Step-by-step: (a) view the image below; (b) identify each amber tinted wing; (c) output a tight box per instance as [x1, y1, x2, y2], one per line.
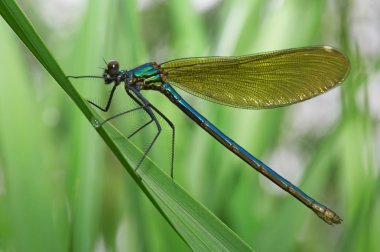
[160, 46, 349, 109]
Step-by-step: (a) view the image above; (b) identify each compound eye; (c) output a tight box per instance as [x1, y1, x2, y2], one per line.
[107, 60, 120, 76]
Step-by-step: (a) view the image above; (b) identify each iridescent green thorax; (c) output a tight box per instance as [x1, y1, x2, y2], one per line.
[130, 63, 160, 78]
[127, 62, 165, 89]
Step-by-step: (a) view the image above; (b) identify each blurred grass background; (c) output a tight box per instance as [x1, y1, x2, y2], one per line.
[0, 0, 379, 251]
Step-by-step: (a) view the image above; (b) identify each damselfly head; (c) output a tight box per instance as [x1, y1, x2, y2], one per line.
[103, 60, 121, 84]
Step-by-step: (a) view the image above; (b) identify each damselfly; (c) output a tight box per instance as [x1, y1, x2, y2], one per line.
[68, 46, 349, 224]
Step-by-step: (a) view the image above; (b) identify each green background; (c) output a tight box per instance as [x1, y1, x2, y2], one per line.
[0, 0, 379, 251]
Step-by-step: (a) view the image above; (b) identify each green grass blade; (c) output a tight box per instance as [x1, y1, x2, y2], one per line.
[0, 0, 253, 250]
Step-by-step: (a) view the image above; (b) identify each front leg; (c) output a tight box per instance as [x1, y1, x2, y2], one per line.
[88, 84, 117, 112]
